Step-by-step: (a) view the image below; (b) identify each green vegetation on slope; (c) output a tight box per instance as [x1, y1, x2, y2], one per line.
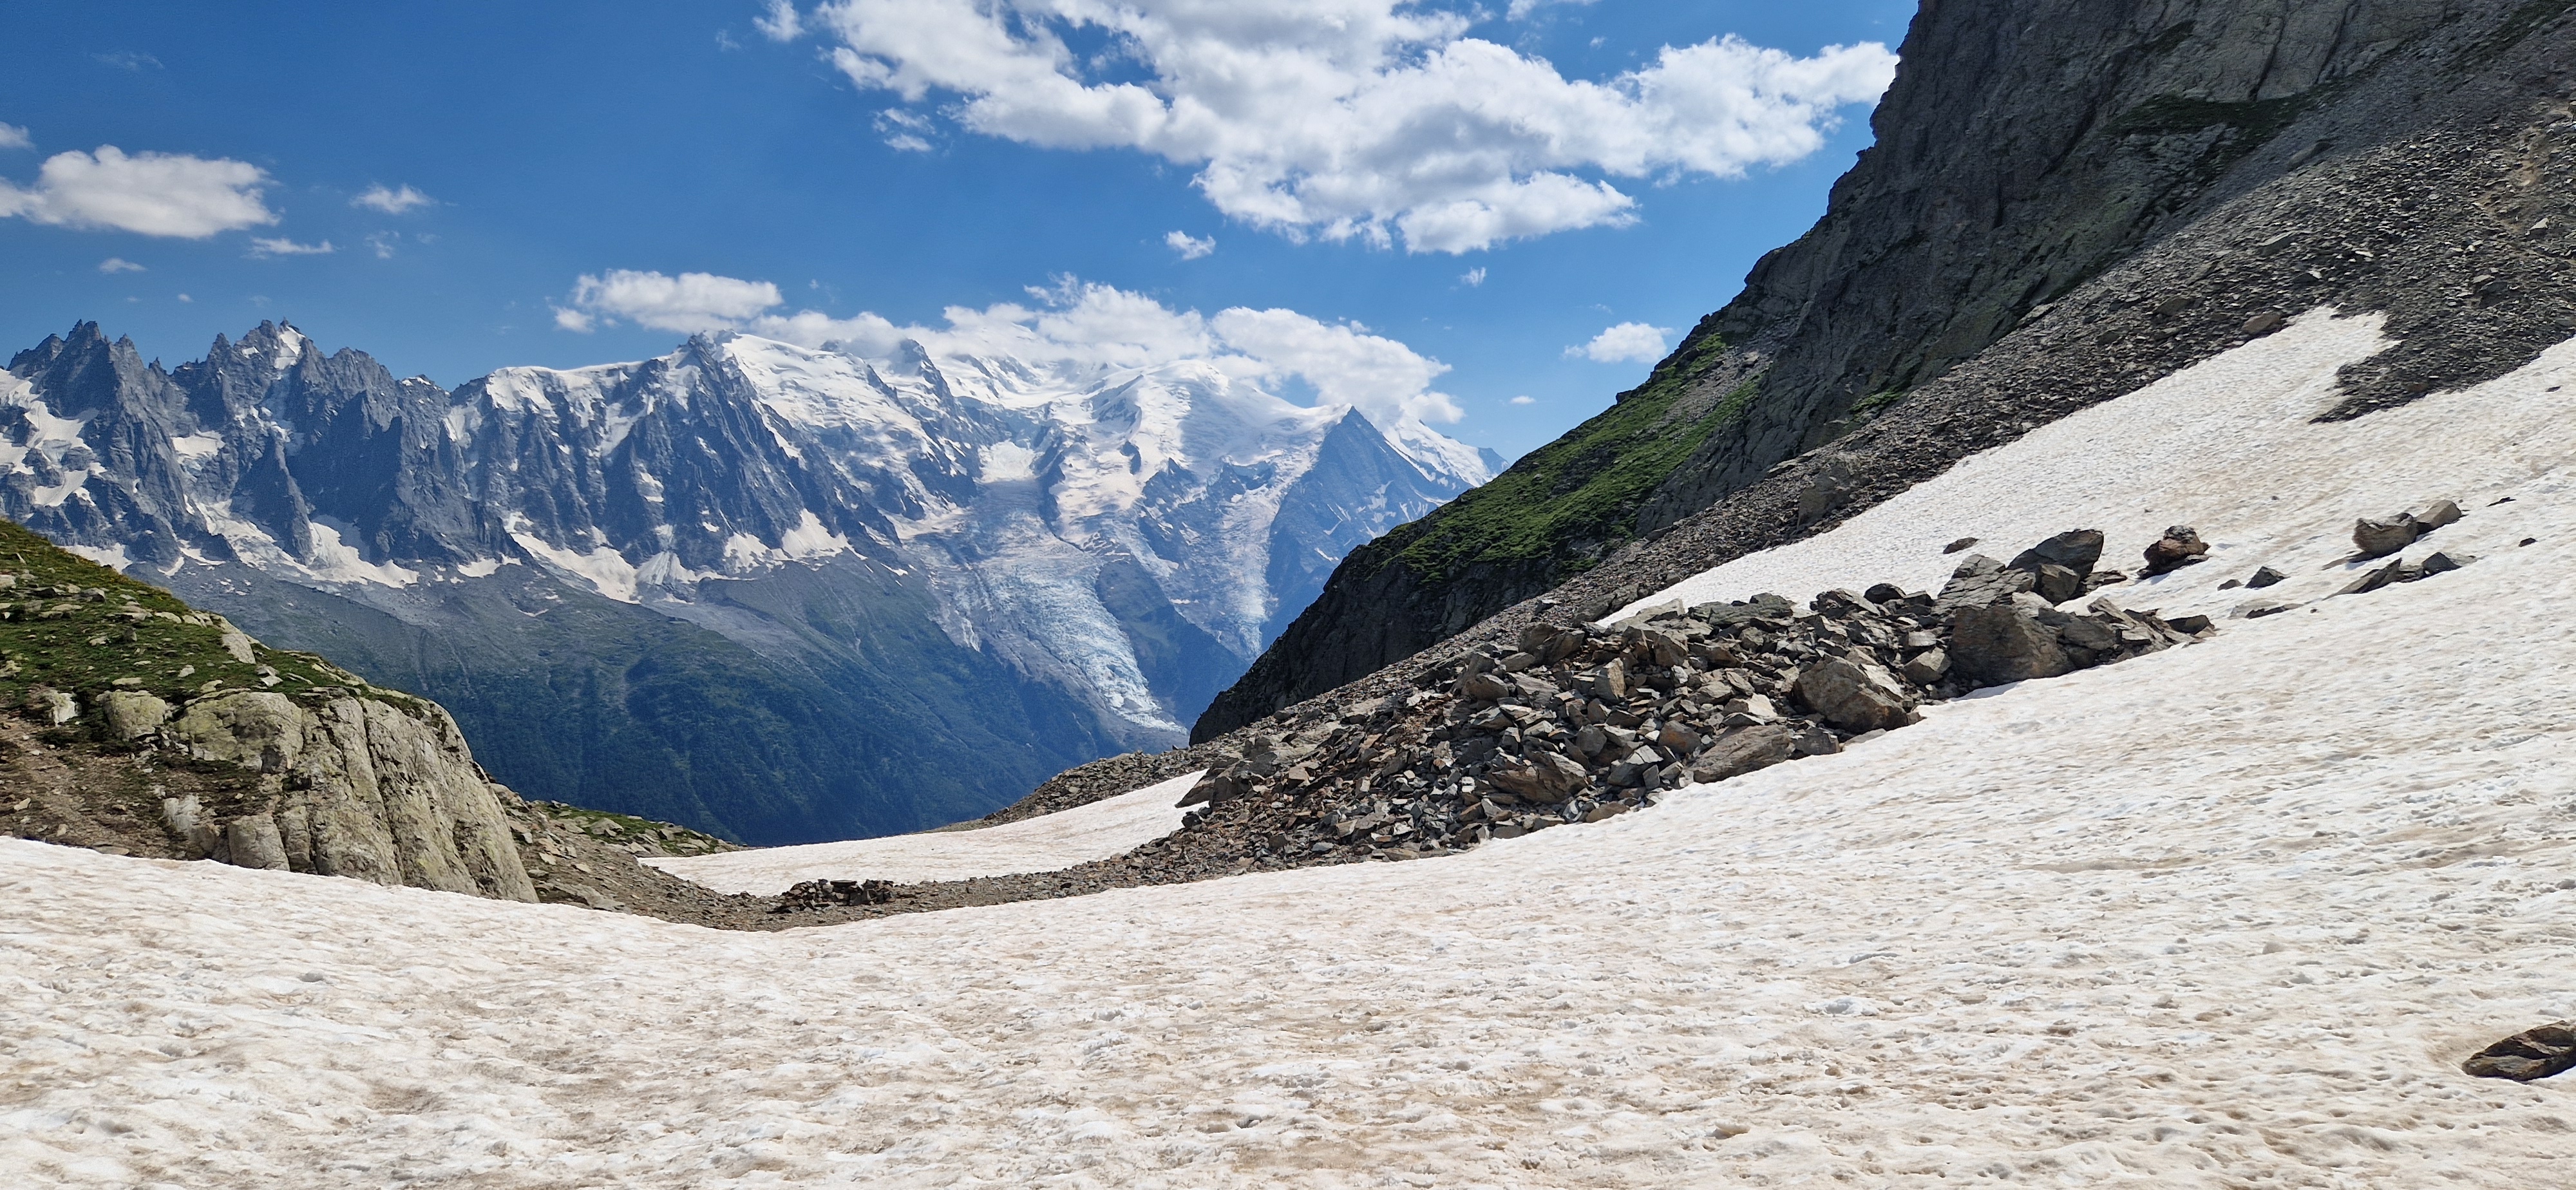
[1353, 330, 1747, 587]
[0, 519, 425, 721]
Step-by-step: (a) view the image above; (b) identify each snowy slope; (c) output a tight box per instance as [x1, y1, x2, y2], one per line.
[643, 769, 1204, 892]
[1613, 309, 2568, 623]
[7, 323, 2575, 1186]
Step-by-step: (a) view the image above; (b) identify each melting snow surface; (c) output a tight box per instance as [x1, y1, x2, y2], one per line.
[1617, 310, 2573, 624]
[8, 319, 2576, 1185]
[646, 769, 1206, 894]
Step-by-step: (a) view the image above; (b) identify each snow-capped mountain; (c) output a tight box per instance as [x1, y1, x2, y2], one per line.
[1, 321, 1495, 841]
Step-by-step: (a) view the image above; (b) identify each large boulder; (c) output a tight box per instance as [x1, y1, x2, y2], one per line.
[1687, 724, 1799, 784]
[98, 690, 174, 742]
[1794, 659, 1917, 733]
[1935, 554, 2037, 611]
[1950, 603, 2073, 686]
[166, 691, 536, 902]
[2009, 529, 2105, 577]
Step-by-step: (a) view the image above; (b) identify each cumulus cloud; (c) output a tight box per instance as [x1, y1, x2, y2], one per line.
[569, 269, 1464, 426]
[249, 237, 336, 257]
[1507, 0, 1597, 16]
[98, 257, 144, 273]
[353, 184, 434, 214]
[808, 1, 1896, 252]
[1569, 321, 1670, 364]
[0, 146, 276, 238]
[1165, 230, 1215, 260]
[1460, 267, 1486, 287]
[554, 269, 788, 334]
[0, 123, 29, 151]
[755, 0, 804, 41]
[1509, 394, 1535, 405]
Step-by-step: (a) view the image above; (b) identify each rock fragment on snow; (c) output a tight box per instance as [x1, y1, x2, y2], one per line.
[2353, 515, 2425, 559]
[2463, 1023, 2576, 1082]
[2141, 525, 2209, 576]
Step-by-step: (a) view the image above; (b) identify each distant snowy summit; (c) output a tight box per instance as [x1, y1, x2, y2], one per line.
[0, 320, 1495, 841]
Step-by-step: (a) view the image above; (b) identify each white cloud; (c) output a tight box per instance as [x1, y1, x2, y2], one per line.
[565, 269, 1467, 426]
[1165, 230, 1215, 260]
[249, 237, 336, 257]
[97, 257, 144, 273]
[1569, 321, 1670, 364]
[1460, 267, 1485, 287]
[0, 146, 275, 238]
[1507, 0, 1598, 18]
[93, 52, 161, 71]
[808, 1, 1897, 252]
[875, 109, 934, 151]
[365, 232, 399, 258]
[0, 123, 29, 151]
[755, 0, 805, 41]
[1509, 394, 1535, 405]
[353, 184, 434, 214]
[556, 269, 788, 334]
[176, 293, 192, 303]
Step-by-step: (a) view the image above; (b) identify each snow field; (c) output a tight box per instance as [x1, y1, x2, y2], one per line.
[1617, 310, 2576, 625]
[5, 318, 2576, 1186]
[646, 769, 1206, 893]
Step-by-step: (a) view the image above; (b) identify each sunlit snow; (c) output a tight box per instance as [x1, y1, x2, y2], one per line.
[646, 769, 1204, 892]
[6, 317, 2575, 1185]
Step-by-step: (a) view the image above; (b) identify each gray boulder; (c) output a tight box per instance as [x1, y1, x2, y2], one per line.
[2030, 563, 2086, 604]
[224, 815, 292, 871]
[1935, 554, 2037, 611]
[1687, 725, 1798, 784]
[98, 690, 173, 742]
[1794, 659, 1917, 733]
[1950, 603, 2072, 686]
[1487, 751, 1588, 801]
[2246, 565, 2287, 589]
[2353, 515, 2423, 559]
[2008, 529, 2105, 577]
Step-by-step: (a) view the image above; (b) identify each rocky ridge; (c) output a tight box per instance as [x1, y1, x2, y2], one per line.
[0, 518, 538, 900]
[1200, 0, 2576, 739]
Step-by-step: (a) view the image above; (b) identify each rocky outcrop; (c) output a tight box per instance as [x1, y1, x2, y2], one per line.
[1200, 0, 2576, 739]
[162, 690, 536, 900]
[0, 516, 535, 902]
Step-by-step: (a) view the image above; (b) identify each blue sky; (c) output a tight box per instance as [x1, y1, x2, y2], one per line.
[1, 1, 1915, 460]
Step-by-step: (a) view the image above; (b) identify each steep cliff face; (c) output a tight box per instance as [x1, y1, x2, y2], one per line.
[0, 518, 536, 902]
[1198, 0, 2576, 741]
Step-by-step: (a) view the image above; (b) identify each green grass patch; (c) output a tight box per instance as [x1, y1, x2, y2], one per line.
[1346, 332, 1748, 587]
[0, 518, 429, 723]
